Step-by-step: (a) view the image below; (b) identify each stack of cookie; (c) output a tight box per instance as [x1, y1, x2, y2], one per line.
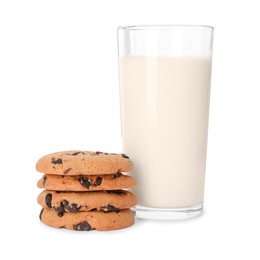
[36, 151, 137, 231]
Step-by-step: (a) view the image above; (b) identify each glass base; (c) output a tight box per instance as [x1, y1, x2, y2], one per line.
[133, 204, 203, 220]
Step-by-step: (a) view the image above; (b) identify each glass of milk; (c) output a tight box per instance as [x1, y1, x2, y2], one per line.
[118, 25, 214, 220]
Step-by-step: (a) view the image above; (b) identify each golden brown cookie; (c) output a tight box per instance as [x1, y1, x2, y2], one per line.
[36, 151, 133, 175]
[39, 208, 134, 231]
[37, 190, 137, 212]
[37, 172, 136, 191]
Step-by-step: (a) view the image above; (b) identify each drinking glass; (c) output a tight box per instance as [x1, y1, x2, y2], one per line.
[118, 25, 214, 220]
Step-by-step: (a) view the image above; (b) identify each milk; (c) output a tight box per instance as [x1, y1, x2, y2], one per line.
[119, 56, 212, 208]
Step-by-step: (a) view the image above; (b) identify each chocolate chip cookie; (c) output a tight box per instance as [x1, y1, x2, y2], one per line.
[37, 172, 136, 191]
[38, 190, 137, 212]
[36, 151, 133, 175]
[36, 150, 137, 231]
[40, 208, 134, 231]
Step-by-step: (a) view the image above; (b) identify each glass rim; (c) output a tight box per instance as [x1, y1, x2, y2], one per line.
[118, 24, 214, 31]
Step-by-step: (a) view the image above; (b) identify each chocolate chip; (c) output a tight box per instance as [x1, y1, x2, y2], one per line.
[42, 176, 47, 187]
[71, 152, 82, 156]
[102, 204, 120, 213]
[53, 203, 65, 213]
[62, 200, 80, 212]
[94, 176, 102, 186]
[79, 177, 91, 189]
[96, 151, 102, 155]
[121, 154, 129, 159]
[67, 203, 80, 212]
[58, 212, 64, 217]
[73, 221, 93, 231]
[45, 194, 52, 208]
[64, 168, 72, 174]
[51, 158, 62, 164]
[111, 173, 121, 179]
[59, 226, 65, 229]
[62, 200, 69, 209]
[39, 208, 44, 221]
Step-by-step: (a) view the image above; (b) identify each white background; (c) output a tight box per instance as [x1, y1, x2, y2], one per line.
[0, 0, 259, 259]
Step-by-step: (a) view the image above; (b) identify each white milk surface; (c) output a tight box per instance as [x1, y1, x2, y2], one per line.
[119, 56, 212, 208]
